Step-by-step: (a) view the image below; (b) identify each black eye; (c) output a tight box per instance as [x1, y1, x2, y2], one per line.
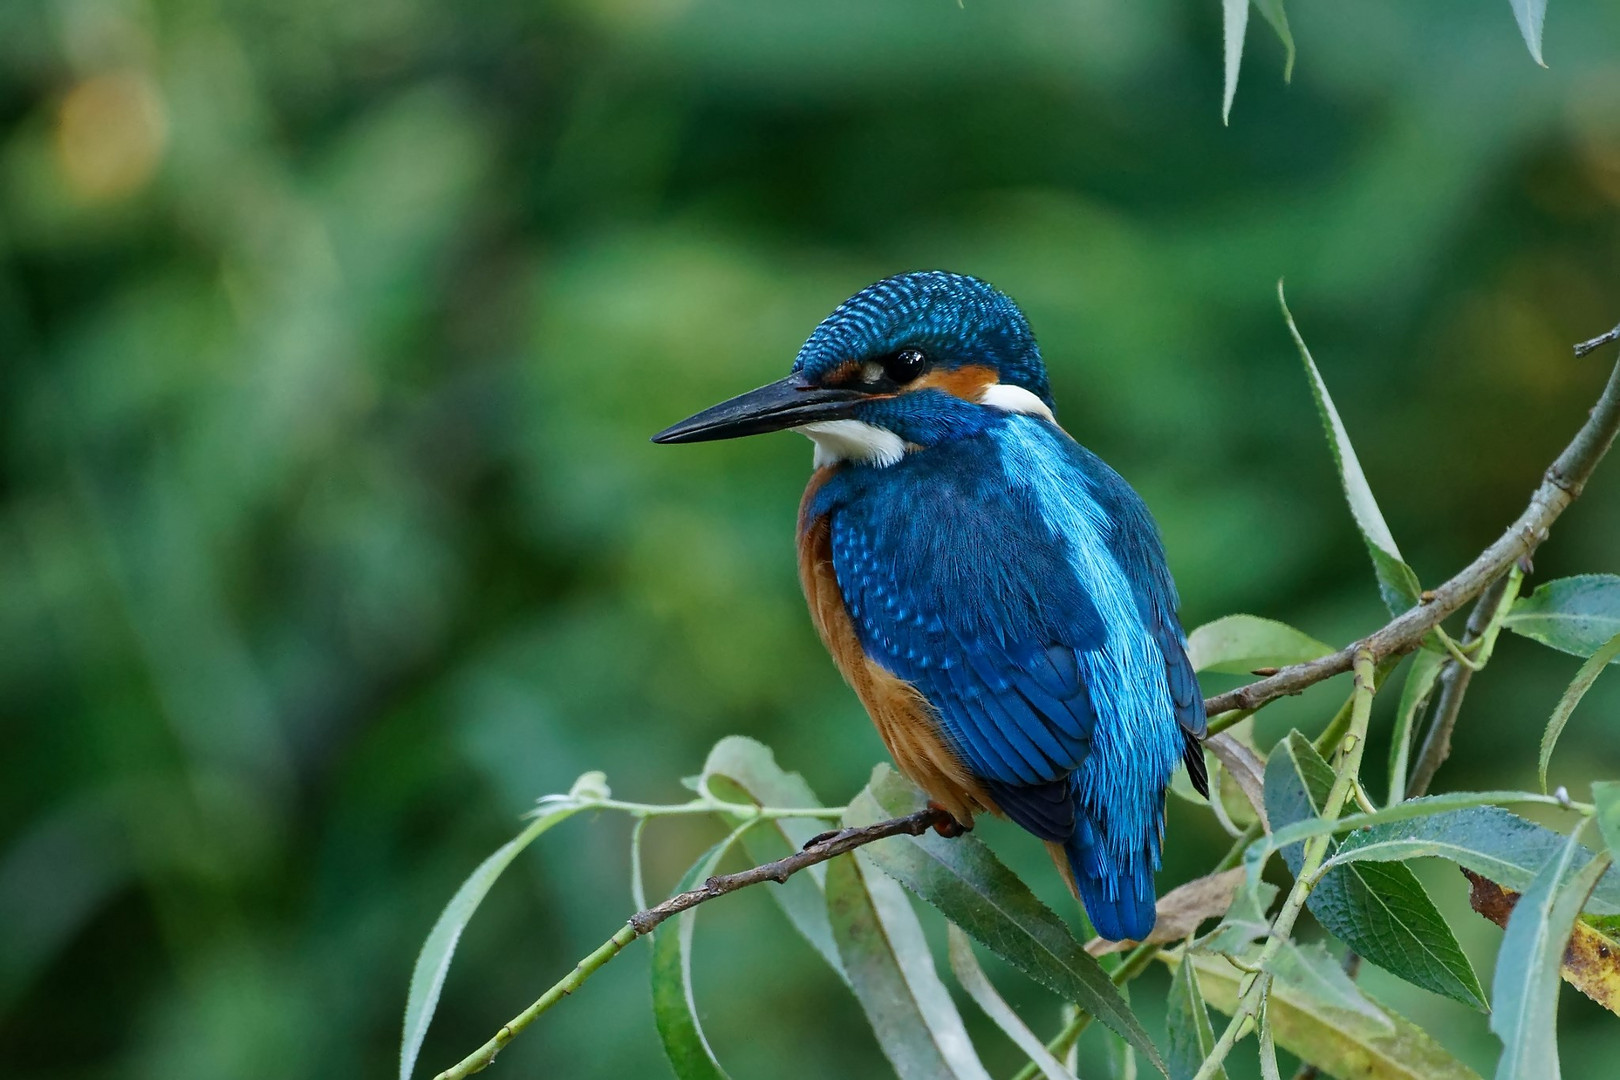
[883, 347, 928, 383]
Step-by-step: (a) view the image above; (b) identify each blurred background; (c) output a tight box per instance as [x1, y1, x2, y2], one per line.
[3, 1, 1619, 1077]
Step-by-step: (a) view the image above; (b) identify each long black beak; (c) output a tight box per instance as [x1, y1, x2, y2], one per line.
[651, 373, 866, 444]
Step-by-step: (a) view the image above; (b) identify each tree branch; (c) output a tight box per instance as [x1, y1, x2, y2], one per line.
[432, 807, 948, 1080]
[1202, 348, 1620, 719]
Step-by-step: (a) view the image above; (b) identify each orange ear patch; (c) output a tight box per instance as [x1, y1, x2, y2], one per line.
[797, 475, 994, 825]
[911, 364, 998, 401]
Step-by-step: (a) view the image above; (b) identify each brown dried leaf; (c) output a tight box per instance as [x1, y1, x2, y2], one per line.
[1208, 733, 1270, 831]
[1464, 868, 1620, 1016]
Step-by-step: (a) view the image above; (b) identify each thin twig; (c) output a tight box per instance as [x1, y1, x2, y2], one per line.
[1203, 350, 1620, 718]
[1575, 321, 1620, 358]
[432, 807, 947, 1080]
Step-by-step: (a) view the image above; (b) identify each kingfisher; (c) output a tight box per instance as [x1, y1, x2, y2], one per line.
[652, 271, 1207, 941]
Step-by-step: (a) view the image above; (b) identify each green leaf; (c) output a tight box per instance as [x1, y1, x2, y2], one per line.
[1263, 941, 1390, 1029]
[701, 736, 844, 978]
[652, 837, 741, 1080]
[1258, 791, 1573, 873]
[1199, 879, 1277, 957]
[1258, 1012, 1282, 1080]
[825, 849, 991, 1080]
[1252, 0, 1296, 82]
[1279, 284, 1423, 614]
[848, 766, 1165, 1075]
[1109, 1009, 1139, 1080]
[1264, 733, 1487, 1010]
[1329, 806, 1620, 917]
[1186, 614, 1333, 675]
[1509, 0, 1550, 67]
[1490, 832, 1612, 1079]
[1505, 575, 1620, 660]
[1166, 941, 1225, 1080]
[1178, 953, 1482, 1080]
[1387, 648, 1445, 805]
[1539, 632, 1620, 793]
[1595, 783, 1620, 864]
[399, 799, 587, 1080]
[946, 924, 1078, 1080]
[1221, 0, 1250, 125]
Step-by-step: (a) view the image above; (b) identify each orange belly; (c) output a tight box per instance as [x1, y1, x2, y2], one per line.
[797, 468, 995, 825]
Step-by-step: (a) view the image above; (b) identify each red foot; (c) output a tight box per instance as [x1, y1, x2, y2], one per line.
[928, 802, 970, 838]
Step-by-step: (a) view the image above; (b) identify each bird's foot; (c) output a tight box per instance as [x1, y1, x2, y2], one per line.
[801, 828, 843, 850]
[928, 803, 970, 838]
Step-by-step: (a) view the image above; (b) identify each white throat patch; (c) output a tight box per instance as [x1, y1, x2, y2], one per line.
[978, 382, 1056, 423]
[796, 420, 907, 469]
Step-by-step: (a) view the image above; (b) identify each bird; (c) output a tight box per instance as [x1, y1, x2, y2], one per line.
[652, 271, 1207, 942]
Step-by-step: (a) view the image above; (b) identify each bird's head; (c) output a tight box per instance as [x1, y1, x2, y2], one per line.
[652, 271, 1055, 467]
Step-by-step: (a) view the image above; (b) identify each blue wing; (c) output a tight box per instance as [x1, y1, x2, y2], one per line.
[821, 432, 1111, 838]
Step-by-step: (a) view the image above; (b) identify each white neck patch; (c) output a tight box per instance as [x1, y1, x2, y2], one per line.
[978, 382, 1056, 423]
[796, 420, 907, 469]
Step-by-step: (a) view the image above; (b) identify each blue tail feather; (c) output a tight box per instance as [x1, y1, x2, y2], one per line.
[1064, 813, 1157, 942]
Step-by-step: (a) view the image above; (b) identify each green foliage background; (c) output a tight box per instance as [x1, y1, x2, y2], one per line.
[2, 1, 1619, 1077]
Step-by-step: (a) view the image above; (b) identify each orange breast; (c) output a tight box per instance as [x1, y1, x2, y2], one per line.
[797, 468, 994, 825]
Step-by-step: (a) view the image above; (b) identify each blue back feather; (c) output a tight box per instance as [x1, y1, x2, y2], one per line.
[811, 411, 1202, 940]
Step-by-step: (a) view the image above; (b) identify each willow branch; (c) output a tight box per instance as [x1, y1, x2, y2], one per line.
[1202, 348, 1620, 719]
[432, 807, 948, 1080]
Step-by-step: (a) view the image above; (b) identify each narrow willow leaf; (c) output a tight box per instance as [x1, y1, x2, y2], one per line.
[400, 801, 586, 1080]
[652, 837, 740, 1080]
[1279, 285, 1422, 614]
[1509, 0, 1550, 67]
[1258, 1012, 1282, 1080]
[849, 767, 1166, 1074]
[1259, 790, 1575, 868]
[1252, 0, 1296, 81]
[1200, 880, 1277, 957]
[1264, 940, 1390, 1029]
[1264, 733, 1487, 1010]
[1110, 1013, 1139, 1080]
[1208, 733, 1269, 830]
[1186, 614, 1333, 675]
[825, 850, 991, 1080]
[1388, 648, 1445, 805]
[1490, 834, 1612, 1080]
[1595, 783, 1620, 864]
[1539, 631, 1620, 793]
[1221, 0, 1249, 124]
[701, 736, 843, 978]
[1179, 953, 1482, 1080]
[1329, 806, 1620, 917]
[1166, 944, 1225, 1080]
[946, 924, 1077, 1080]
[1505, 575, 1620, 659]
